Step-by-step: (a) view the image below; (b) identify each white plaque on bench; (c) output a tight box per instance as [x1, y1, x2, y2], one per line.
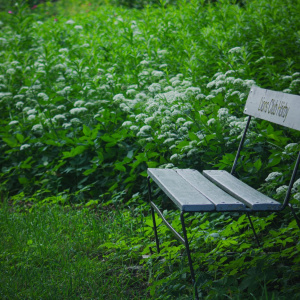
[244, 86, 300, 131]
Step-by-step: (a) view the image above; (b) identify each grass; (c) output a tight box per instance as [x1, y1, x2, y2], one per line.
[0, 201, 149, 299]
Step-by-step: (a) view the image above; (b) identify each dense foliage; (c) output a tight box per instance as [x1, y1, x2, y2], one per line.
[0, 0, 299, 299]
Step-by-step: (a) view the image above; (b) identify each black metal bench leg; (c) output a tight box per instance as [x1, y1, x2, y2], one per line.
[147, 176, 160, 253]
[180, 211, 199, 300]
[288, 203, 300, 229]
[246, 213, 260, 247]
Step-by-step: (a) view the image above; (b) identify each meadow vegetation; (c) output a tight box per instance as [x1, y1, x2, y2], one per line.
[0, 0, 300, 298]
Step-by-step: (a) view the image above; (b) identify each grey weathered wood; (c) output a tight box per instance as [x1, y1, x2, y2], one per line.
[147, 168, 215, 212]
[203, 170, 281, 211]
[244, 86, 300, 130]
[176, 169, 246, 211]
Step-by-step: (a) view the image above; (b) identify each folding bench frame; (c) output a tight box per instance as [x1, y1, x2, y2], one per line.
[147, 87, 300, 300]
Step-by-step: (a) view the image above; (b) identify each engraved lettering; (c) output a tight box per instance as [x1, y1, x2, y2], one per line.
[257, 97, 290, 122]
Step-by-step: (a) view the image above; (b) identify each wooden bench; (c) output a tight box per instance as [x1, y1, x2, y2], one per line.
[147, 86, 300, 300]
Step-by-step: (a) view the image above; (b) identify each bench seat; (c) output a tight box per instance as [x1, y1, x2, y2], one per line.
[148, 168, 281, 212]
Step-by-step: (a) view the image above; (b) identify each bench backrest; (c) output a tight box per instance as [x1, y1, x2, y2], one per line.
[244, 86, 300, 130]
[232, 86, 300, 210]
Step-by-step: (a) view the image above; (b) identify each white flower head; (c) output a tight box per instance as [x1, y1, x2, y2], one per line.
[265, 172, 282, 182]
[52, 114, 66, 122]
[148, 83, 161, 93]
[276, 185, 288, 195]
[293, 178, 300, 190]
[38, 93, 49, 101]
[9, 120, 19, 125]
[113, 94, 125, 103]
[228, 47, 242, 54]
[32, 124, 43, 132]
[122, 121, 132, 127]
[74, 100, 85, 107]
[70, 107, 88, 115]
[70, 118, 81, 125]
[20, 144, 31, 151]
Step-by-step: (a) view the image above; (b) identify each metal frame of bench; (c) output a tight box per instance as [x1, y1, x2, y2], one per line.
[147, 86, 300, 300]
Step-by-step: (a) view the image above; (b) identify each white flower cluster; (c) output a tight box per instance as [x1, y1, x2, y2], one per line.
[265, 172, 282, 182]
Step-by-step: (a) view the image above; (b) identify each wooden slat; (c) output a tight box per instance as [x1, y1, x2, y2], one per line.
[203, 170, 281, 211]
[176, 169, 246, 211]
[244, 86, 300, 130]
[147, 168, 215, 212]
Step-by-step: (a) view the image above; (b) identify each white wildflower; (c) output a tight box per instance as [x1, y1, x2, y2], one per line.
[140, 125, 151, 132]
[218, 108, 229, 119]
[37, 92, 49, 101]
[74, 25, 83, 30]
[225, 70, 236, 76]
[135, 113, 148, 121]
[207, 81, 216, 89]
[148, 83, 161, 93]
[207, 118, 216, 126]
[20, 144, 30, 151]
[70, 107, 88, 115]
[187, 149, 198, 157]
[139, 60, 149, 66]
[32, 124, 43, 132]
[113, 94, 125, 103]
[59, 48, 69, 53]
[28, 114, 36, 121]
[228, 47, 242, 54]
[53, 114, 66, 122]
[126, 89, 136, 96]
[135, 92, 147, 100]
[122, 121, 132, 127]
[206, 95, 215, 100]
[183, 121, 193, 127]
[292, 72, 300, 79]
[57, 105, 66, 111]
[233, 78, 244, 86]
[171, 80, 181, 87]
[170, 154, 178, 161]
[62, 123, 72, 129]
[70, 118, 81, 125]
[9, 120, 19, 125]
[130, 125, 139, 131]
[6, 68, 16, 75]
[152, 70, 164, 78]
[265, 172, 282, 182]
[276, 185, 288, 195]
[185, 87, 201, 96]
[13, 95, 24, 100]
[66, 20, 75, 24]
[27, 109, 37, 115]
[178, 127, 188, 134]
[164, 138, 175, 144]
[145, 117, 154, 124]
[74, 100, 85, 107]
[293, 178, 300, 190]
[16, 101, 24, 109]
[159, 64, 168, 69]
[176, 117, 186, 124]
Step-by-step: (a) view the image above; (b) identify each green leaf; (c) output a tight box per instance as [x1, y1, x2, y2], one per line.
[62, 146, 86, 158]
[18, 176, 28, 184]
[188, 132, 199, 141]
[3, 137, 18, 147]
[83, 124, 91, 136]
[83, 168, 97, 176]
[267, 156, 281, 167]
[254, 158, 262, 171]
[16, 133, 24, 143]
